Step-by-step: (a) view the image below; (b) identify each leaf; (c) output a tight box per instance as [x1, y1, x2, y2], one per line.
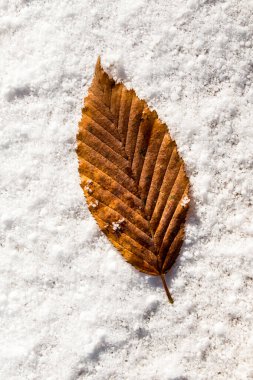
[76, 57, 190, 303]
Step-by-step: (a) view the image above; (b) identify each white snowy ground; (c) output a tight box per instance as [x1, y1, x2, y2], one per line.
[1, 0, 253, 379]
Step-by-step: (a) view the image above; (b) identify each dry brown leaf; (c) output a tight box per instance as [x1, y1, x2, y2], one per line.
[76, 57, 190, 303]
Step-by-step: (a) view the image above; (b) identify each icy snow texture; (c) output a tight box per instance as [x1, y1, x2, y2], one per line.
[0, 0, 253, 379]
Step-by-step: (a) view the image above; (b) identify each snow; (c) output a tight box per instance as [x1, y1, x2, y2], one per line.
[181, 195, 190, 208]
[112, 218, 125, 232]
[0, 0, 253, 379]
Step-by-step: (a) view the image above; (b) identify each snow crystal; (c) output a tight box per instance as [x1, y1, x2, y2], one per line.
[181, 195, 190, 207]
[213, 322, 227, 337]
[112, 218, 125, 232]
[88, 200, 99, 209]
[84, 185, 93, 194]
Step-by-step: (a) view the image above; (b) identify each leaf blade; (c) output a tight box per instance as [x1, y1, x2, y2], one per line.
[77, 58, 190, 302]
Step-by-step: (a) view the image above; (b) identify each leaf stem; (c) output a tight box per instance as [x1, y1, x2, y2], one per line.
[160, 274, 174, 304]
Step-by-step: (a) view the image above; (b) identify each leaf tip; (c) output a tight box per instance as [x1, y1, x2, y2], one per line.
[95, 55, 102, 71]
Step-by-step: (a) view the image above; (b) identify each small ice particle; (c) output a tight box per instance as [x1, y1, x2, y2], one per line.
[213, 322, 227, 336]
[84, 179, 93, 194]
[88, 200, 99, 208]
[181, 195, 190, 207]
[112, 218, 125, 232]
[84, 185, 93, 194]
